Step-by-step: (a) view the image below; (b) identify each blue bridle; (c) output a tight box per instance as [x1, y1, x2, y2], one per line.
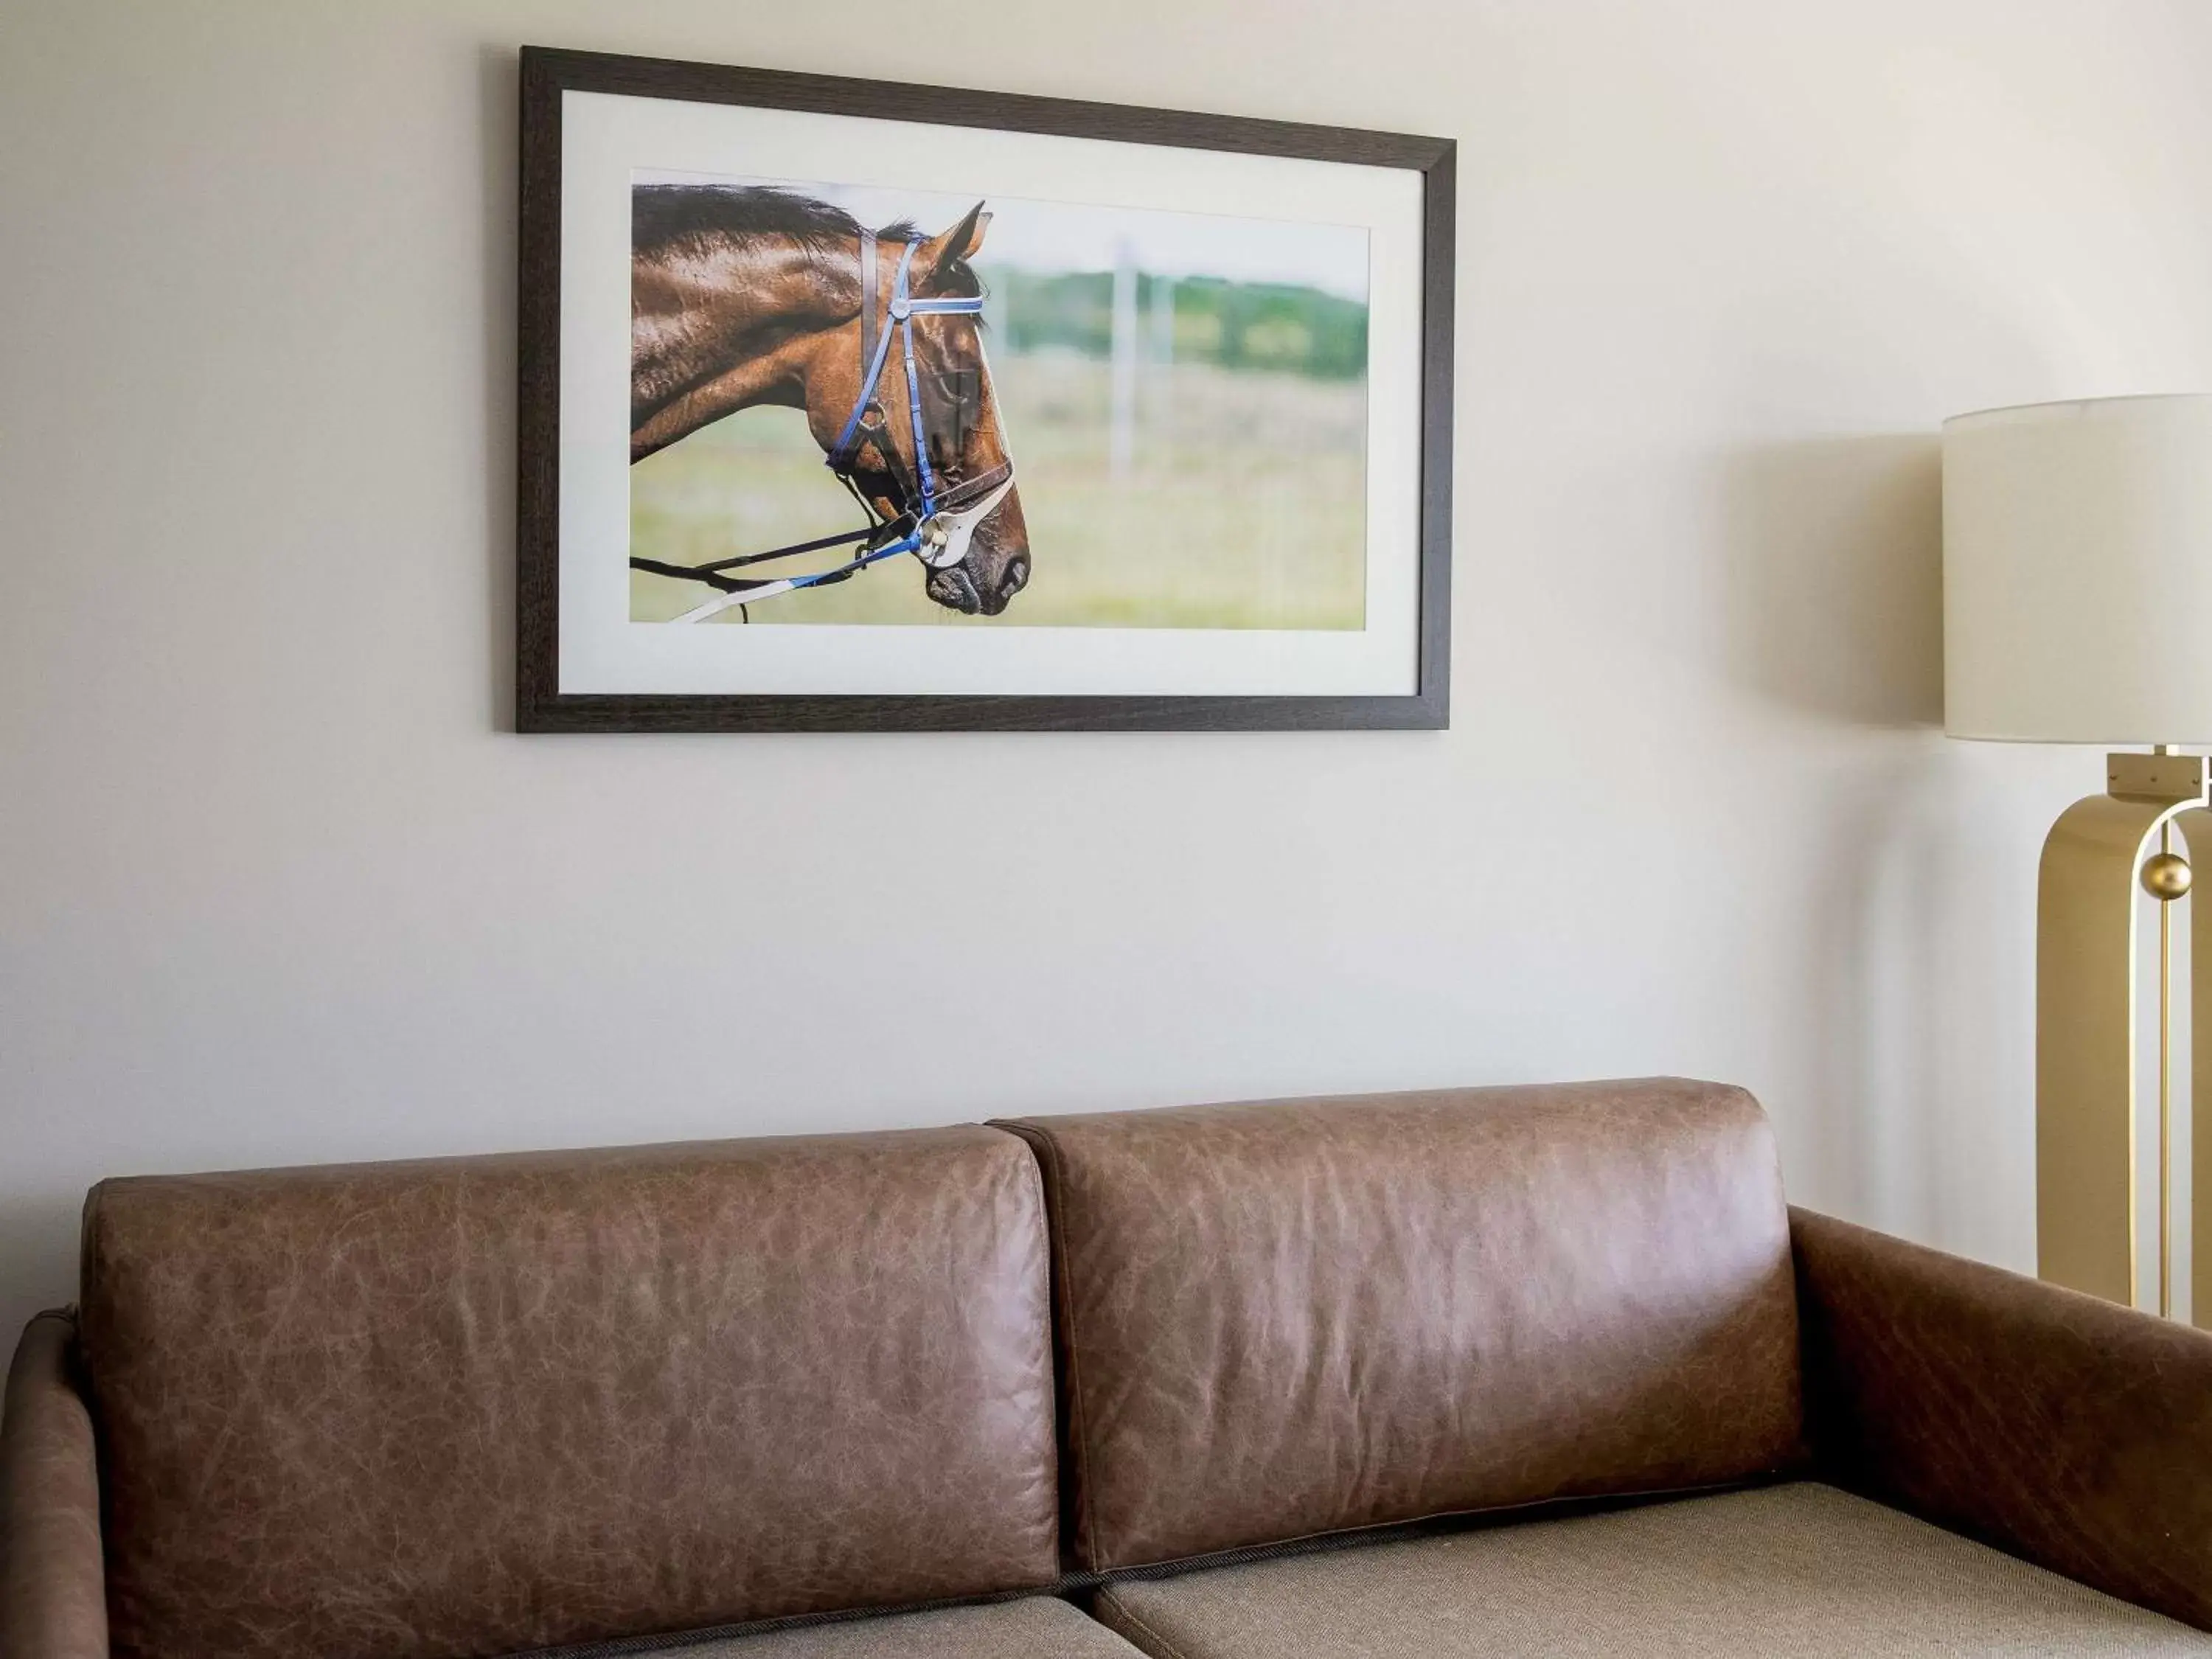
[632, 229, 1011, 622]
[826, 232, 990, 538]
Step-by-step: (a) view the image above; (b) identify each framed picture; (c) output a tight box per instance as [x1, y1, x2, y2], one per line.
[516, 46, 1453, 732]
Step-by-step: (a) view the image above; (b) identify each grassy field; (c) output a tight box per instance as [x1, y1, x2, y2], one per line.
[627, 353, 1368, 628]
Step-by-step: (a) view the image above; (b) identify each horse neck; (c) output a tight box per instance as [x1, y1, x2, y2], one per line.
[630, 234, 860, 459]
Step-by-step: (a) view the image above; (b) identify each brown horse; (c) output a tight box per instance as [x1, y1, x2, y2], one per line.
[631, 186, 1030, 616]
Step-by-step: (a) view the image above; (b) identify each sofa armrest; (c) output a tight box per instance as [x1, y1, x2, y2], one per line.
[1790, 1206, 2212, 1630]
[1, 1310, 108, 1659]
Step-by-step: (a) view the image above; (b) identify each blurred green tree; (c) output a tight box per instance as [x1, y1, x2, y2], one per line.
[992, 270, 1367, 380]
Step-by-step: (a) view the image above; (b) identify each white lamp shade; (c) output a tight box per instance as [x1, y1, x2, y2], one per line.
[1944, 394, 2212, 744]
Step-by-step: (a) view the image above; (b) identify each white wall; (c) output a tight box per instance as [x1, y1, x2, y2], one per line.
[4, 0, 2211, 1338]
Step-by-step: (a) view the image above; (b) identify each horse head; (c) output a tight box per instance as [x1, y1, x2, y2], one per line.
[808, 202, 1030, 616]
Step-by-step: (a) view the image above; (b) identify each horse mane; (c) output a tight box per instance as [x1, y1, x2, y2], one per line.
[633, 184, 918, 259]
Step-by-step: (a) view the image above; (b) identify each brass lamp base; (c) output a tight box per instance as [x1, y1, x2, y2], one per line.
[2039, 750, 2212, 1321]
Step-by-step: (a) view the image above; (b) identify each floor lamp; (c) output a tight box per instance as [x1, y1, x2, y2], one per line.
[1944, 394, 2212, 1321]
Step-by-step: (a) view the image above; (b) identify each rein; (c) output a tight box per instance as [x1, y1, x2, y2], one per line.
[632, 232, 1007, 623]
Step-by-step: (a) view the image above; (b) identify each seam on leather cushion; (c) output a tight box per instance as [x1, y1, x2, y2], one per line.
[501, 1586, 1060, 1658]
[1085, 1476, 1788, 1586]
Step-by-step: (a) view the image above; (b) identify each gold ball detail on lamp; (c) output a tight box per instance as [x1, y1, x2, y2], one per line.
[2142, 850, 2194, 902]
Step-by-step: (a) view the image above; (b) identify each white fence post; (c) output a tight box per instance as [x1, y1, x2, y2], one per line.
[1109, 237, 1138, 482]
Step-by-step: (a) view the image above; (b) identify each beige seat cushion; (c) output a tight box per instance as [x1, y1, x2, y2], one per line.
[1094, 1484, 2212, 1658]
[616, 1597, 1145, 1657]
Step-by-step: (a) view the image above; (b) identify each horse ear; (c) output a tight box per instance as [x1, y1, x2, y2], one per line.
[920, 201, 990, 288]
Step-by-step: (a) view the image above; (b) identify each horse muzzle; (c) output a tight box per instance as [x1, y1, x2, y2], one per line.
[925, 548, 1029, 616]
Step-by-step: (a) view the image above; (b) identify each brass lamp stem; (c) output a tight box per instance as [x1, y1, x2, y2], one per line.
[2039, 748, 2203, 1321]
[2156, 741, 2176, 1319]
[2160, 817, 2174, 1319]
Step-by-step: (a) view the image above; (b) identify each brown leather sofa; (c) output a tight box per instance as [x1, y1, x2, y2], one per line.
[5, 1079, 2211, 1658]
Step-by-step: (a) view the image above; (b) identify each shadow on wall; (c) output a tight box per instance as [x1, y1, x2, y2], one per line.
[481, 44, 518, 731]
[0, 1194, 88, 1333]
[1718, 435, 1944, 727]
[1719, 436, 1975, 1245]
[1805, 751, 1950, 1239]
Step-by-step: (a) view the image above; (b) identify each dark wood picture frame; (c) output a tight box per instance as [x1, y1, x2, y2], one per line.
[516, 46, 1455, 733]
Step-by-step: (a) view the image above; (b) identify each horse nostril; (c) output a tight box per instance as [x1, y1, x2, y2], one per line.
[1002, 557, 1030, 596]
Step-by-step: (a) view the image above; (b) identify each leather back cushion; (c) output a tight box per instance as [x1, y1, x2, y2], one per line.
[78, 1127, 1060, 1659]
[998, 1079, 1804, 1571]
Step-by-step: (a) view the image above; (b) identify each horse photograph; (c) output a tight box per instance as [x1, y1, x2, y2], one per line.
[627, 173, 1374, 630]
